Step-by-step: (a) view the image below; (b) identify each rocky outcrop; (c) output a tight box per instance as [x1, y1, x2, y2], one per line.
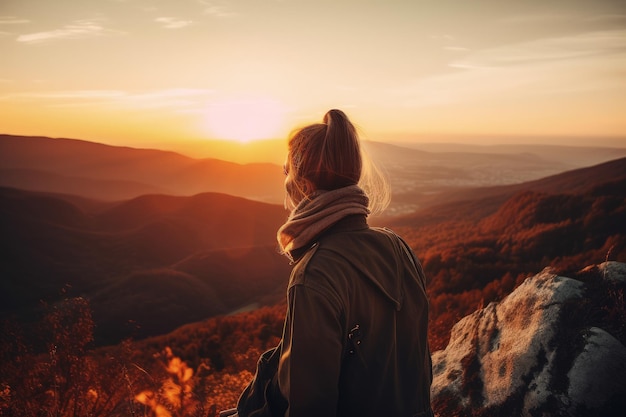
[431, 261, 626, 416]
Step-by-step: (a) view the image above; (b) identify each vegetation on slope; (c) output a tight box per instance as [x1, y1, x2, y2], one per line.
[1, 157, 625, 415]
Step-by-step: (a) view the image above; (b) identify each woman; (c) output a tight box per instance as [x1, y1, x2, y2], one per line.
[236, 109, 432, 417]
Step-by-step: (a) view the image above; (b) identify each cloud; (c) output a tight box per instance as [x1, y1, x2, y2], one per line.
[501, 13, 626, 25]
[155, 17, 193, 29]
[447, 63, 492, 70]
[385, 28, 626, 109]
[0, 88, 214, 110]
[585, 14, 626, 23]
[430, 34, 455, 41]
[121, 89, 213, 109]
[444, 46, 470, 52]
[449, 29, 626, 69]
[197, 0, 237, 18]
[16, 19, 124, 44]
[0, 16, 30, 25]
[500, 13, 574, 24]
[0, 90, 126, 100]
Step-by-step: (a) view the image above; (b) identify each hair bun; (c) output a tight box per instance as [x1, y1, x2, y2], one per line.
[323, 109, 347, 126]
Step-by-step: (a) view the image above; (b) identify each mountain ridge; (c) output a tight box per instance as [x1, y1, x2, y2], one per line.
[390, 156, 626, 225]
[4, 134, 623, 216]
[0, 134, 286, 203]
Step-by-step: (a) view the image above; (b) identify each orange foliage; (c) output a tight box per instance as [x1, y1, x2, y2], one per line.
[395, 186, 625, 350]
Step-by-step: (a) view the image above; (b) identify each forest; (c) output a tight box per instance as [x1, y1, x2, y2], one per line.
[1, 159, 625, 416]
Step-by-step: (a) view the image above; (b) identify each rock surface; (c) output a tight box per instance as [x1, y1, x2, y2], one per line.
[431, 261, 626, 416]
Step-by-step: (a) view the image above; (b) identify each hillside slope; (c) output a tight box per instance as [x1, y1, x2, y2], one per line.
[389, 157, 626, 349]
[0, 188, 291, 344]
[394, 156, 626, 217]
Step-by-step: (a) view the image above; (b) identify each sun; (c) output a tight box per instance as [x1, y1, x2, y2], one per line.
[203, 98, 286, 143]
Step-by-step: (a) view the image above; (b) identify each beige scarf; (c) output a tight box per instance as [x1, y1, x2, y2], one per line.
[277, 185, 370, 259]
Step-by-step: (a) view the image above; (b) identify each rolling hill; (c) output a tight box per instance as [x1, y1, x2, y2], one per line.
[0, 188, 291, 344]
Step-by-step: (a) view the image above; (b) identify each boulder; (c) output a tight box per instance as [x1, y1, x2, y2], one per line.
[431, 261, 626, 416]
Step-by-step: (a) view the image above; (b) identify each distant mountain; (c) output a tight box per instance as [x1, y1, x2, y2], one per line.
[361, 141, 590, 216]
[4, 134, 621, 217]
[0, 187, 291, 344]
[153, 137, 288, 164]
[0, 168, 170, 201]
[399, 142, 626, 167]
[0, 135, 285, 203]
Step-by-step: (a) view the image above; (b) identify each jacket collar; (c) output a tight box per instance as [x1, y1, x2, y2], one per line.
[322, 214, 369, 235]
[288, 214, 369, 263]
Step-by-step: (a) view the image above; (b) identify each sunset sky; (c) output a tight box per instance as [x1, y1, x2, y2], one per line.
[1, 0, 625, 154]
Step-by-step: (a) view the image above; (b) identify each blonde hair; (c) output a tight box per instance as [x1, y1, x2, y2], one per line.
[285, 109, 390, 214]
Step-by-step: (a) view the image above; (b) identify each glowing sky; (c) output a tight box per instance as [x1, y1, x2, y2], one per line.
[1, 0, 625, 150]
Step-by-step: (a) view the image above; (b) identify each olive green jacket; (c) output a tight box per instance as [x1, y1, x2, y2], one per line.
[277, 215, 433, 417]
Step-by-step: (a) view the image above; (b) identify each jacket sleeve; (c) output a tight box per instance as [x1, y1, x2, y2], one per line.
[278, 281, 344, 417]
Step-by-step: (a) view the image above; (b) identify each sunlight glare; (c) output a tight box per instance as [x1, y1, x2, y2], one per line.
[204, 98, 286, 143]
